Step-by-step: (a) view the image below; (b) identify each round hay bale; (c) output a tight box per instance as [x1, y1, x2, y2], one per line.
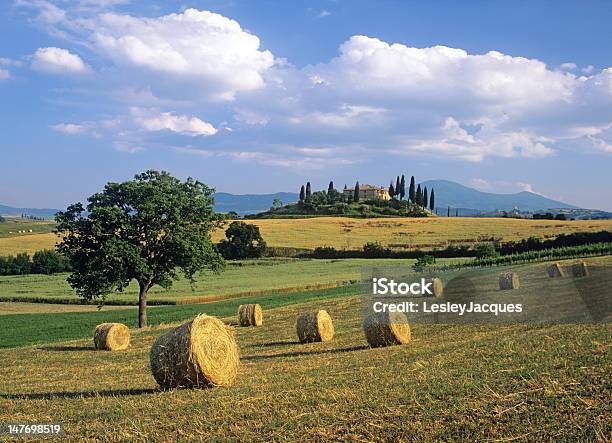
[363, 311, 411, 348]
[238, 304, 263, 327]
[547, 263, 565, 278]
[571, 261, 589, 277]
[150, 314, 239, 389]
[93, 323, 130, 351]
[296, 310, 334, 343]
[425, 277, 444, 297]
[499, 272, 520, 290]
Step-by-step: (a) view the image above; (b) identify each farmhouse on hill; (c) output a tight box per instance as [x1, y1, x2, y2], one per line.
[343, 184, 391, 201]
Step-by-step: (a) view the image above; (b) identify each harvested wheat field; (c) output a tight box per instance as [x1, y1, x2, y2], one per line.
[0, 285, 609, 441]
[2, 217, 612, 255]
[212, 217, 612, 251]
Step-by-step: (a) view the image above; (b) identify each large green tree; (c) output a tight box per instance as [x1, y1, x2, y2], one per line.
[416, 184, 422, 206]
[354, 181, 360, 202]
[399, 175, 406, 201]
[55, 170, 224, 328]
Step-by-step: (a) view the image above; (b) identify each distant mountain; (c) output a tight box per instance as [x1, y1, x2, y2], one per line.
[0, 192, 300, 218]
[0, 204, 59, 219]
[421, 180, 578, 213]
[214, 192, 299, 214]
[0, 181, 587, 219]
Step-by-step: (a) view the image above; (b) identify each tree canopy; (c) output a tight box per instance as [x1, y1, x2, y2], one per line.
[55, 170, 224, 327]
[217, 221, 267, 260]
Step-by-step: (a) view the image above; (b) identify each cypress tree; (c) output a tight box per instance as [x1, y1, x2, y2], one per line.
[409, 176, 416, 203]
[305, 182, 312, 200]
[416, 184, 422, 206]
[447, 206, 450, 217]
[429, 188, 435, 211]
[299, 185, 305, 202]
[354, 181, 360, 202]
[400, 175, 406, 201]
[456, 208, 459, 217]
[395, 176, 400, 199]
[327, 181, 335, 203]
[389, 181, 395, 199]
[423, 187, 428, 208]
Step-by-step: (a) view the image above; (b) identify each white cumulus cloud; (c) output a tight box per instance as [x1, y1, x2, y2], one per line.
[14, 4, 612, 166]
[236, 35, 611, 163]
[135, 110, 217, 136]
[560, 62, 577, 70]
[51, 122, 88, 134]
[89, 8, 275, 100]
[31, 47, 89, 74]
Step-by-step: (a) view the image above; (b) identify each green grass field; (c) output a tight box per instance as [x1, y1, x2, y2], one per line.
[0, 276, 609, 440]
[0, 258, 466, 305]
[0, 284, 359, 349]
[0, 218, 55, 239]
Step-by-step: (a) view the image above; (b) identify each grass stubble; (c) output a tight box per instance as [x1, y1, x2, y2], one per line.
[0, 294, 609, 441]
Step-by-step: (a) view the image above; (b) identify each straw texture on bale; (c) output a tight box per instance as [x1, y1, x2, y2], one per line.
[363, 311, 411, 348]
[150, 314, 239, 389]
[93, 323, 130, 351]
[499, 272, 520, 290]
[571, 261, 589, 277]
[238, 304, 263, 327]
[296, 310, 334, 343]
[425, 278, 444, 297]
[547, 263, 565, 278]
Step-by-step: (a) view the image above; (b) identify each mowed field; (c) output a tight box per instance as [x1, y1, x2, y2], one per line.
[0, 258, 449, 305]
[0, 257, 610, 441]
[1, 217, 612, 255]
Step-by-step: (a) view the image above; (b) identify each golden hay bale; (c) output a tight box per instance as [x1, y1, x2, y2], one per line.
[238, 303, 263, 327]
[93, 323, 130, 351]
[363, 311, 411, 348]
[296, 310, 334, 343]
[499, 272, 520, 290]
[425, 277, 444, 297]
[571, 261, 589, 277]
[547, 263, 565, 278]
[150, 314, 239, 389]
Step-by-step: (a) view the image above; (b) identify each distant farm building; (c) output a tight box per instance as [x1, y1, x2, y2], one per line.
[343, 184, 391, 201]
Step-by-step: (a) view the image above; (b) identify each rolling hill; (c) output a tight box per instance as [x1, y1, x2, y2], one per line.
[0, 204, 59, 219]
[213, 192, 299, 214]
[421, 180, 578, 212]
[0, 181, 586, 218]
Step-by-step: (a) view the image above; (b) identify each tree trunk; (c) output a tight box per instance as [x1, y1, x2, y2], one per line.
[138, 281, 149, 328]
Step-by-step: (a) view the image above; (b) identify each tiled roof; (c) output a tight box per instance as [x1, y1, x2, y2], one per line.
[344, 184, 386, 191]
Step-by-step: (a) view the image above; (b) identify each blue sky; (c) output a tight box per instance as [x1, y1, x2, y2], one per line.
[1, 0, 611, 210]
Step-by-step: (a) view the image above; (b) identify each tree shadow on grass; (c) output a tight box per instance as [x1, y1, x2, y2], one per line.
[242, 345, 369, 362]
[38, 345, 96, 352]
[1, 388, 159, 400]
